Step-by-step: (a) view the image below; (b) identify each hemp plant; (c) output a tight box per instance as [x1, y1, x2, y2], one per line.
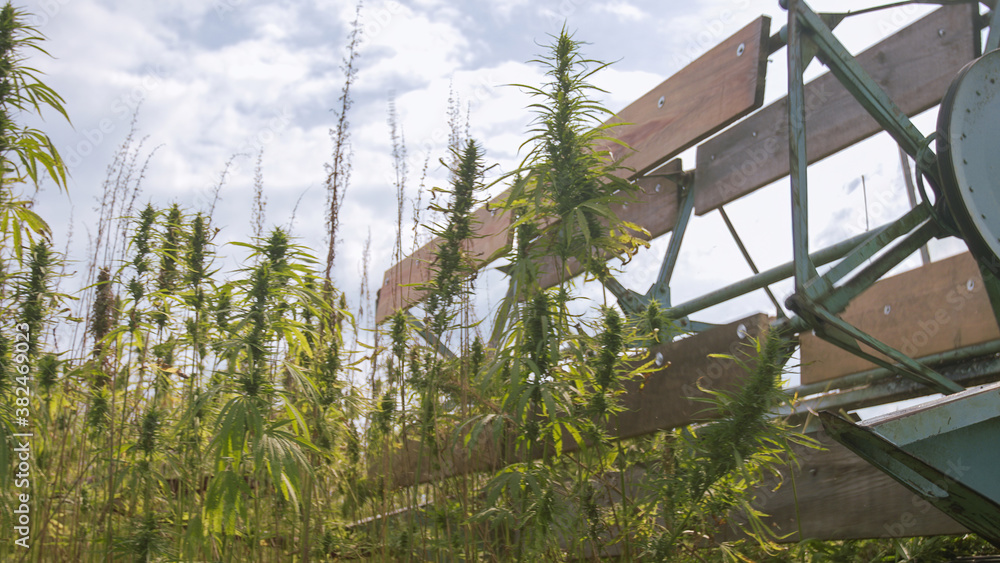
[0, 1, 69, 260]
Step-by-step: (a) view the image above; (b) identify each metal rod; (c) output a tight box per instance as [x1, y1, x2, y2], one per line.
[718, 206, 787, 318]
[804, 302, 964, 394]
[794, 1, 929, 161]
[409, 315, 457, 359]
[789, 338, 1000, 398]
[648, 182, 697, 305]
[821, 219, 940, 315]
[804, 203, 931, 299]
[669, 226, 887, 319]
[898, 146, 931, 265]
[987, 7, 1000, 52]
[787, 0, 817, 293]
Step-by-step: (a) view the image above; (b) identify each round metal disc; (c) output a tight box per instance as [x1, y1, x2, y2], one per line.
[938, 50, 1000, 275]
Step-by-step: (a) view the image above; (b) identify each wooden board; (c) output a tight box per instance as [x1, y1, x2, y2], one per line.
[376, 314, 770, 487]
[694, 4, 977, 214]
[602, 16, 770, 178]
[724, 429, 969, 541]
[800, 252, 1000, 385]
[375, 17, 771, 323]
[375, 192, 512, 322]
[610, 314, 769, 440]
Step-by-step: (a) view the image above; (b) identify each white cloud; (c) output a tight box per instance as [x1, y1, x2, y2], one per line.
[592, 2, 646, 22]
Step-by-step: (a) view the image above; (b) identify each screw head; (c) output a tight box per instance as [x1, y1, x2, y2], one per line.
[736, 42, 745, 56]
[654, 183, 661, 193]
[655, 352, 665, 367]
[658, 95, 665, 108]
[737, 323, 748, 339]
[967, 279, 976, 292]
[883, 305, 891, 315]
[938, 28, 946, 37]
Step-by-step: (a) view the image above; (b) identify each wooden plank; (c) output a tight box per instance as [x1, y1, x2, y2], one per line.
[602, 16, 770, 178]
[694, 4, 977, 215]
[535, 160, 682, 289]
[725, 429, 969, 541]
[376, 314, 770, 487]
[800, 252, 1000, 385]
[610, 314, 769, 440]
[375, 17, 771, 323]
[375, 192, 512, 322]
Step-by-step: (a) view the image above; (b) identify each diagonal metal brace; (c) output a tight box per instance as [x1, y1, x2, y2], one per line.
[408, 314, 457, 359]
[790, 0, 933, 167]
[787, 295, 963, 395]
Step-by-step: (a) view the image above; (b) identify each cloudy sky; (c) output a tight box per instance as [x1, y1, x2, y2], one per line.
[22, 0, 975, 341]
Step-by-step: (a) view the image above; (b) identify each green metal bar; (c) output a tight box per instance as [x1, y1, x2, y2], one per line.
[987, 8, 1000, 52]
[669, 226, 887, 319]
[978, 261, 1000, 329]
[646, 182, 697, 306]
[821, 219, 940, 315]
[787, 0, 819, 292]
[792, 0, 930, 161]
[821, 411, 1000, 547]
[718, 207, 787, 318]
[602, 274, 645, 316]
[898, 146, 931, 265]
[409, 315, 457, 359]
[803, 203, 931, 299]
[781, 355, 1000, 420]
[788, 338, 1000, 398]
[798, 302, 964, 394]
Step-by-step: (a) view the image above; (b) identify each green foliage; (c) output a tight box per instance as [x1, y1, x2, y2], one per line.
[0, 2, 69, 259]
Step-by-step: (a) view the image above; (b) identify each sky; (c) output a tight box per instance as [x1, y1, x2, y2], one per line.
[20, 0, 977, 366]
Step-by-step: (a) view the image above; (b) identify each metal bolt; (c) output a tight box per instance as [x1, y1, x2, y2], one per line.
[737, 323, 748, 339]
[655, 352, 665, 367]
[654, 183, 661, 193]
[883, 305, 891, 315]
[938, 28, 946, 37]
[736, 42, 745, 56]
[658, 96, 665, 108]
[967, 279, 976, 292]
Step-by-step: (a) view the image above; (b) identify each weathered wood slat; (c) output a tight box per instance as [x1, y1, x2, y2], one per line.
[725, 429, 969, 541]
[694, 4, 977, 215]
[375, 314, 769, 487]
[602, 16, 770, 178]
[375, 17, 772, 323]
[800, 252, 1000, 385]
[375, 192, 512, 322]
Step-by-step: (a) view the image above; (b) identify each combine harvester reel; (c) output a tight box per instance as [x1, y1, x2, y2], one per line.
[813, 0, 1000, 544]
[374, 0, 1000, 546]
